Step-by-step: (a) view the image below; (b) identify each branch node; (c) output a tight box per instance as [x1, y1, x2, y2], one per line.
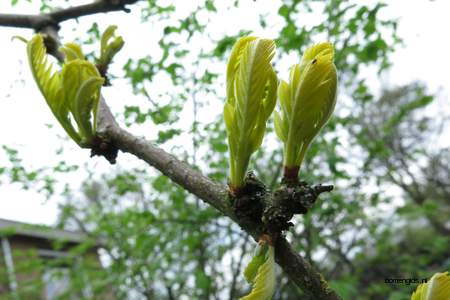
[34, 17, 60, 33]
[90, 135, 118, 164]
[262, 181, 334, 234]
[229, 171, 266, 226]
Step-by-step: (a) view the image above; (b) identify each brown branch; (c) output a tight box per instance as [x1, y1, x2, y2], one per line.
[0, 2, 342, 299]
[0, 0, 140, 30]
[0, 13, 47, 29]
[275, 238, 338, 299]
[97, 96, 233, 217]
[50, 0, 140, 23]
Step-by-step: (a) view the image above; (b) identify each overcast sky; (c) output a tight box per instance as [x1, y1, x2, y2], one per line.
[0, 0, 449, 226]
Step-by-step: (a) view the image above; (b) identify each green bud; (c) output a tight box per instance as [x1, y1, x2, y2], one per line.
[274, 42, 338, 179]
[224, 36, 278, 190]
[99, 25, 124, 67]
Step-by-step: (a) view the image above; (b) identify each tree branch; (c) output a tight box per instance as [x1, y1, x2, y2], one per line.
[0, 0, 140, 30]
[50, 0, 140, 23]
[99, 99, 340, 299]
[0, 2, 342, 299]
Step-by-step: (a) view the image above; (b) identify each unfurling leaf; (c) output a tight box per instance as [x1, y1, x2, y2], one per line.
[411, 272, 450, 300]
[224, 36, 278, 189]
[243, 242, 268, 283]
[59, 43, 84, 61]
[98, 25, 124, 67]
[26, 34, 104, 147]
[274, 42, 338, 178]
[241, 242, 276, 300]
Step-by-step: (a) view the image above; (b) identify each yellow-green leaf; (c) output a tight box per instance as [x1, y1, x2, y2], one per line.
[243, 242, 268, 283]
[60, 43, 84, 62]
[74, 76, 104, 143]
[276, 42, 338, 172]
[25, 34, 104, 148]
[224, 36, 278, 188]
[226, 36, 257, 104]
[99, 25, 124, 66]
[101, 25, 118, 57]
[60, 60, 102, 142]
[27, 34, 82, 145]
[273, 110, 285, 142]
[411, 272, 450, 300]
[240, 245, 276, 300]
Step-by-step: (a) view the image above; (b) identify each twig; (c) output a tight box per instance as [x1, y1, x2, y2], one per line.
[0, 0, 141, 30]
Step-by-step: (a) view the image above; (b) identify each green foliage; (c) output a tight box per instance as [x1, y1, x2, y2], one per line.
[0, 145, 66, 198]
[53, 169, 234, 299]
[224, 37, 277, 188]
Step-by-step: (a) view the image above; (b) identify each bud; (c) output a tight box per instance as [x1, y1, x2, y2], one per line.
[99, 25, 124, 67]
[224, 36, 278, 190]
[274, 42, 337, 180]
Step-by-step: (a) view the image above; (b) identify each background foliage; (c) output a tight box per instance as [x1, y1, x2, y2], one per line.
[0, 0, 449, 299]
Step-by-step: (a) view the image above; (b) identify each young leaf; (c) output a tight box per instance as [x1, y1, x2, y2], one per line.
[275, 42, 338, 178]
[241, 244, 276, 300]
[224, 36, 278, 189]
[243, 242, 268, 283]
[411, 272, 450, 300]
[99, 25, 124, 67]
[60, 60, 103, 143]
[27, 34, 82, 145]
[59, 42, 85, 61]
[26, 34, 104, 148]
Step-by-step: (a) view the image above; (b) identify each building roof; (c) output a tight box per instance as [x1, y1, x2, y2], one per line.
[0, 218, 87, 244]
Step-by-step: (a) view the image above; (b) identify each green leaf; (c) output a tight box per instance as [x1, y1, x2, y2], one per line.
[26, 34, 104, 147]
[59, 43, 84, 61]
[411, 272, 450, 300]
[60, 60, 103, 144]
[243, 243, 268, 283]
[273, 110, 285, 142]
[224, 36, 278, 188]
[99, 25, 124, 66]
[276, 42, 338, 171]
[240, 245, 276, 300]
[74, 76, 104, 140]
[27, 34, 81, 145]
[101, 25, 118, 56]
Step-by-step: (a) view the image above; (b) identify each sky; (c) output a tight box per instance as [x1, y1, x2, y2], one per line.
[0, 0, 449, 226]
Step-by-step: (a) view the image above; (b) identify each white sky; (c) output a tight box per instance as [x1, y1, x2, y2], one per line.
[0, 0, 449, 226]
